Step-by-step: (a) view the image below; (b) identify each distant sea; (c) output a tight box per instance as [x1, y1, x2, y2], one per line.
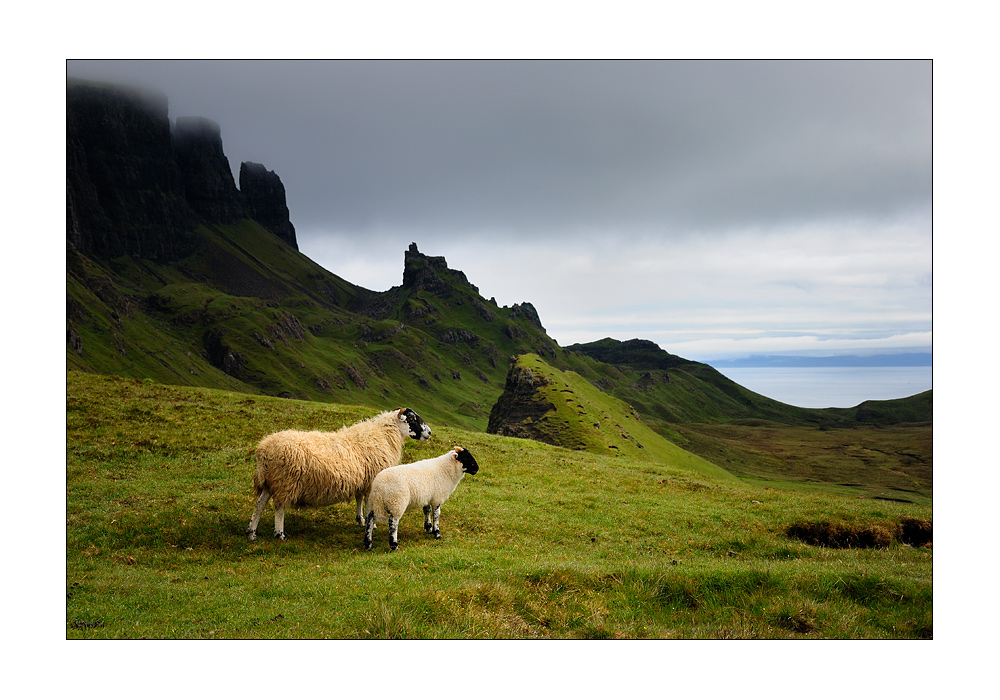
[711, 366, 933, 409]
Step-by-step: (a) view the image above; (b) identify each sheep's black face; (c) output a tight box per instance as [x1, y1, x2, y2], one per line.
[455, 447, 479, 475]
[401, 408, 432, 441]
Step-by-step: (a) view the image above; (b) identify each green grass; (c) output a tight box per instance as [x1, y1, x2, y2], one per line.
[663, 420, 932, 503]
[66, 371, 932, 639]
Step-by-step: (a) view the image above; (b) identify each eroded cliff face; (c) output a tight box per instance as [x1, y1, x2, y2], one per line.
[173, 116, 245, 225]
[486, 359, 557, 442]
[66, 82, 199, 260]
[239, 162, 297, 250]
[66, 80, 297, 260]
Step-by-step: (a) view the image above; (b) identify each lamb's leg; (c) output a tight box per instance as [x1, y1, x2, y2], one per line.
[431, 505, 442, 540]
[423, 505, 434, 534]
[388, 512, 399, 551]
[363, 511, 377, 551]
[246, 489, 270, 541]
[274, 503, 287, 541]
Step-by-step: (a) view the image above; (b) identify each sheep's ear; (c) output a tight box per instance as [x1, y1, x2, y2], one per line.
[395, 407, 406, 417]
[453, 446, 463, 453]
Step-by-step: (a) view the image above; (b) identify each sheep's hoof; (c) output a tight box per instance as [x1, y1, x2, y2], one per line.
[424, 523, 434, 533]
[434, 532, 442, 540]
[247, 531, 257, 542]
[274, 532, 287, 541]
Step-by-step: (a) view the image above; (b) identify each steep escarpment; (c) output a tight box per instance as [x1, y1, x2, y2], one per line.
[66, 82, 199, 261]
[239, 162, 297, 249]
[172, 116, 245, 225]
[66, 79, 296, 260]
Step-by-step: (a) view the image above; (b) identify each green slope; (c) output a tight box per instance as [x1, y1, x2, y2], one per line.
[68, 223, 557, 431]
[564, 338, 932, 426]
[492, 354, 736, 481]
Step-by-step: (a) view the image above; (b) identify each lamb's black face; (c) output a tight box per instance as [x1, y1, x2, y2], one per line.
[401, 408, 432, 441]
[455, 447, 479, 475]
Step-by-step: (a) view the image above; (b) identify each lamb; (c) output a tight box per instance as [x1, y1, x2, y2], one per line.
[246, 407, 432, 541]
[364, 446, 480, 551]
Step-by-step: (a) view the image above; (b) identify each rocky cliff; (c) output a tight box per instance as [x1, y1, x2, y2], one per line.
[239, 162, 297, 250]
[172, 116, 245, 225]
[66, 82, 199, 260]
[403, 242, 477, 293]
[486, 357, 557, 441]
[67, 80, 297, 259]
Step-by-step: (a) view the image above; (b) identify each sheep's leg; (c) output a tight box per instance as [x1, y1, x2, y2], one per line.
[355, 494, 366, 527]
[246, 489, 271, 541]
[363, 511, 377, 551]
[423, 505, 434, 534]
[388, 512, 399, 551]
[431, 505, 442, 540]
[274, 503, 287, 541]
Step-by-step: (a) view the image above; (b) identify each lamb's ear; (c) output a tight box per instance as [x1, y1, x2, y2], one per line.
[395, 407, 406, 417]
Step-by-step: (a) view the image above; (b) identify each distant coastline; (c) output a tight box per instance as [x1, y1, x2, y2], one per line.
[707, 352, 932, 369]
[712, 365, 932, 409]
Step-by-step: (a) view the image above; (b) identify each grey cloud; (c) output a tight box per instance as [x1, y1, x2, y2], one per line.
[64, 60, 931, 360]
[67, 60, 931, 237]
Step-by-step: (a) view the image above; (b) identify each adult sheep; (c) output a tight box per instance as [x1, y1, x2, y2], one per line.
[247, 407, 432, 541]
[364, 446, 480, 551]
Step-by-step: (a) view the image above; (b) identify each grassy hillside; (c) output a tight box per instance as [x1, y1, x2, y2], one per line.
[66, 372, 932, 639]
[490, 353, 735, 482]
[67, 223, 554, 431]
[565, 338, 932, 426]
[560, 339, 932, 500]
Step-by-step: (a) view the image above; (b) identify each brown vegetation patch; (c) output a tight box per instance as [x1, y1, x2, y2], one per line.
[786, 520, 893, 549]
[898, 517, 932, 547]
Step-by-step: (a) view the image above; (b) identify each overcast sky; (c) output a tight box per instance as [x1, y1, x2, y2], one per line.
[66, 60, 931, 361]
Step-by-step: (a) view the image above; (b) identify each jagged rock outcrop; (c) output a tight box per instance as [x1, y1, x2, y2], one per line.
[509, 302, 545, 332]
[173, 117, 245, 224]
[66, 81, 199, 260]
[402, 242, 478, 294]
[486, 358, 557, 441]
[239, 162, 297, 249]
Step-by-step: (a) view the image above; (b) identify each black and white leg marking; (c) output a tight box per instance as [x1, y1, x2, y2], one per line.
[364, 511, 376, 551]
[388, 512, 399, 551]
[423, 505, 434, 533]
[431, 505, 442, 539]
